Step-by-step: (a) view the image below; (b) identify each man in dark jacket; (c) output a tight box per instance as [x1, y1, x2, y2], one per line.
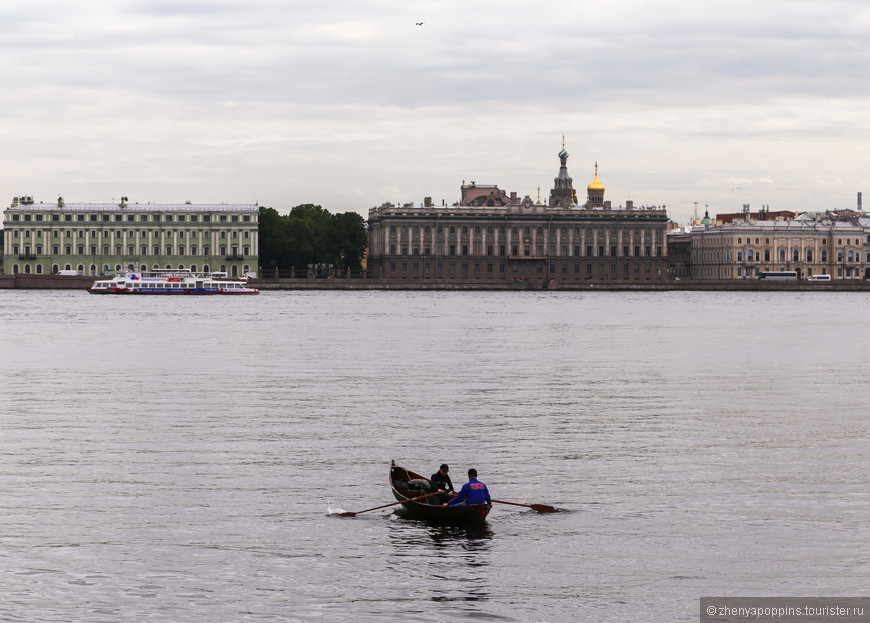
[430, 464, 454, 503]
[445, 468, 491, 506]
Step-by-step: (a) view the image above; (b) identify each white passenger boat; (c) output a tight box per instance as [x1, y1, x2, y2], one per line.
[89, 270, 259, 295]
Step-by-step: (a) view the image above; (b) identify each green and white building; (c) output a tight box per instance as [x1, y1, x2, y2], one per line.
[2, 196, 259, 277]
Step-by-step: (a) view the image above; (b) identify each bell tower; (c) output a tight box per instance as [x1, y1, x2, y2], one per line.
[549, 136, 578, 207]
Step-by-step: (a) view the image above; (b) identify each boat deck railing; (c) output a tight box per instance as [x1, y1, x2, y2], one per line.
[119, 270, 245, 280]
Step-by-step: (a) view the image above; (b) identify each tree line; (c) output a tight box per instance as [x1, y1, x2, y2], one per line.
[258, 205, 367, 271]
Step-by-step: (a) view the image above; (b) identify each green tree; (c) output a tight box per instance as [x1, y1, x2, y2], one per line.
[258, 204, 367, 271]
[258, 207, 288, 270]
[328, 212, 368, 270]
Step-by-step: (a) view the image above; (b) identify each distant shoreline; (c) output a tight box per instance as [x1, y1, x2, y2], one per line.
[2, 274, 869, 292]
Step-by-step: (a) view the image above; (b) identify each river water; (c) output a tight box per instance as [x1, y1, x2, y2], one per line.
[0, 290, 868, 622]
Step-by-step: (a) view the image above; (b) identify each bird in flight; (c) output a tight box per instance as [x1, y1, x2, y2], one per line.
[416, 22, 424, 25]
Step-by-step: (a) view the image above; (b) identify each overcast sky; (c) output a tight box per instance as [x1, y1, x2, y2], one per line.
[2, 0, 869, 224]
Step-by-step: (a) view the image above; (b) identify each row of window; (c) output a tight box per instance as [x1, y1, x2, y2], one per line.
[11, 245, 249, 256]
[387, 225, 662, 245]
[386, 244, 663, 257]
[730, 237, 869, 246]
[8, 229, 250, 240]
[11, 263, 251, 276]
[388, 261, 664, 276]
[8, 213, 253, 223]
[702, 249, 870, 263]
[388, 223, 662, 237]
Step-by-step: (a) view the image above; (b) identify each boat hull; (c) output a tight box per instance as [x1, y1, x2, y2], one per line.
[390, 462, 492, 524]
[88, 288, 257, 294]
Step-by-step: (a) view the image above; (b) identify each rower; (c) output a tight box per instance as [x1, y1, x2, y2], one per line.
[430, 463, 455, 504]
[444, 468, 491, 507]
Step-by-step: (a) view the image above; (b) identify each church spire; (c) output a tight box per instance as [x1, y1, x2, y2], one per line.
[550, 137, 578, 207]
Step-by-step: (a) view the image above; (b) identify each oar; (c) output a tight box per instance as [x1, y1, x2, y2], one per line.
[337, 491, 440, 517]
[492, 499, 557, 513]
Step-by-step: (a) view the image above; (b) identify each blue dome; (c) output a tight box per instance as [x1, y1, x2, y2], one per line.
[558, 149, 569, 159]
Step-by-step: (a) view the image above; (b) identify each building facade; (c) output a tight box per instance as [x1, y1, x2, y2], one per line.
[367, 148, 670, 286]
[673, 216, 870, 280]
[2, 197, 259, 277]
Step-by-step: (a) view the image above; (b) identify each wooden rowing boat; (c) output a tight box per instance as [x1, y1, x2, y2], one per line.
[389, 460, 492, 523]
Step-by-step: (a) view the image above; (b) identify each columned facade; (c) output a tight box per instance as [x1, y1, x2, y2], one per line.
[3, 197, 259, 277]
[367, 148, 670, 286]
[682, 218, 869, 280]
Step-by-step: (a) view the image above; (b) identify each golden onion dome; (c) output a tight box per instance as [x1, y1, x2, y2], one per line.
[588, 161, 605, 192]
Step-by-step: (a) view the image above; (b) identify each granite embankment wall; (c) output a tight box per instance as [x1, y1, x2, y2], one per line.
[2, 274, 869, 292]
[0, 274, 94, 289]
[255, 280, 869, 291]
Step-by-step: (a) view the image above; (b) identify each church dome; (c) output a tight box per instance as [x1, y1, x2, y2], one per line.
[558, 149, 568, 160]
[587, 162, 605, 192]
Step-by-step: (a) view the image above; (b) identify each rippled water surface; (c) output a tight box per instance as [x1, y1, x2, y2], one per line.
[1, 290, 868, 622]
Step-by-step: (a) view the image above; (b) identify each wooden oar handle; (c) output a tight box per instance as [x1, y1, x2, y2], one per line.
[492, 499, 531, 508]
[340, 490, 439, 516]
[492, 499, 556, 513]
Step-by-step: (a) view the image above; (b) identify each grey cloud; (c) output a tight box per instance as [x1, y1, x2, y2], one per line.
[5, 1, 869, 107]
[2, 0, 869, 221]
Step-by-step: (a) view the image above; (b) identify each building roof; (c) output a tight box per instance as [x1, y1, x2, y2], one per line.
[687, 217, 866, 235]
[6, 201, 259, 213]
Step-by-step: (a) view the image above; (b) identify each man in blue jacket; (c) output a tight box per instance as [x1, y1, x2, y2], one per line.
[445, 468, 491, 506]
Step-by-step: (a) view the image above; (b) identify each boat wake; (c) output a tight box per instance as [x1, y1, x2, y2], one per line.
[326, 502, 348, 516]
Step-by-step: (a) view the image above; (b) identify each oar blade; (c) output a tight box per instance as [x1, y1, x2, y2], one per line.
[492, 499, 557, 513]
[336, 511, 357, 517]
[529, 504, 557, 513]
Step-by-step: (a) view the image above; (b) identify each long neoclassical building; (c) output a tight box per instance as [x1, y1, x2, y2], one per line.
[669, 213, 870, 280]
[367, 146, 670, 286]
[2, 196, 259, 277]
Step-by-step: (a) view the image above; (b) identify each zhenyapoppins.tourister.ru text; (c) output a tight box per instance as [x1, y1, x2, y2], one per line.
[700, 597, 870, 622]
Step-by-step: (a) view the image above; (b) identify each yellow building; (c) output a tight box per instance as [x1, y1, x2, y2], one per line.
[684, 216, 869, 280]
